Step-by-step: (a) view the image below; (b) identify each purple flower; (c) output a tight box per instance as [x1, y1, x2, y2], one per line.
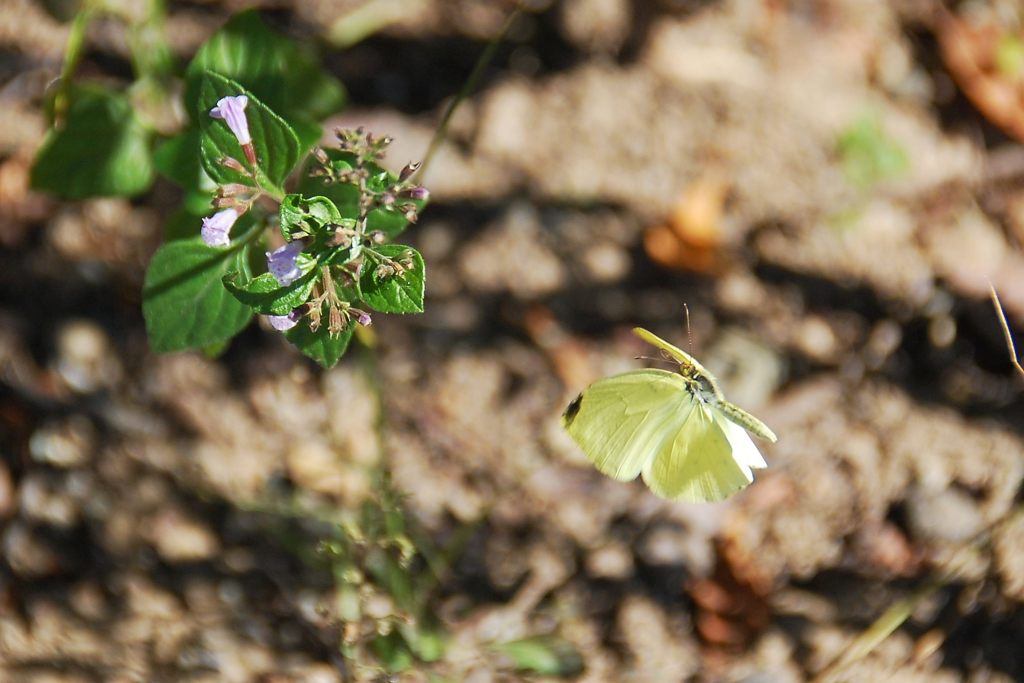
[355, 310, 372, 327]
[210, 95, 257, 166]
[267, 240, 305, 286]
[209, 95, 251, 145]
[200, 208, 238, 247]
[267, 309, 302, 331]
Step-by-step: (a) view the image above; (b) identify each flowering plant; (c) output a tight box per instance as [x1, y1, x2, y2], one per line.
[32, 10, 425, 368]
[143, 72, 426, 367]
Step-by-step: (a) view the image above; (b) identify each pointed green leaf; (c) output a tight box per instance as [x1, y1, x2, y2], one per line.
[31, 85, 154, 199]
[223, 269, 317, 315]
[360, 245, 424, 314]
[143, 238, 254, 352]
[197, 72, 300, 192]
[285, 316, 354, 368]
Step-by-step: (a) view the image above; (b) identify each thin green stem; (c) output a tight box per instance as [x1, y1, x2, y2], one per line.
[417, 4, 524, 181]
[53, 4, 97, 123]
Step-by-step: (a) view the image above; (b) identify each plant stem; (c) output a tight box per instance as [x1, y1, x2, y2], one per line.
[417, 4, 524, 181]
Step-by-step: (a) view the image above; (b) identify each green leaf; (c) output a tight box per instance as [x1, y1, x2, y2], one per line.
[223, 270, 317, 315]
[285, 315, 354, 368]
[143, 238, 254, 352]
[370, 631, 414, 673]
[492, 636, 584, 677]
[280, 194, 342, 240]
[202, 338, 232, 358]
[185, 10, 345, 125]
[153, 126, 214, 191]
[360, 245, 425, 314]
[197, 72, 300, 193]
[163, 206, 205, 242]
[291, 117, 323, 154]
[31, 84, 154, 199]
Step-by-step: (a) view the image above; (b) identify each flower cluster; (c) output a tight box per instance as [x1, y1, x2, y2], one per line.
[201, 95, 422, 349]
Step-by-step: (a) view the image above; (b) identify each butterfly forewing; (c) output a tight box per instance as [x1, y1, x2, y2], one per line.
[562, 369, 695, 481]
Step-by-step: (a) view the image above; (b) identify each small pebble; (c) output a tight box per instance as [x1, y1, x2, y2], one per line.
[29, 416, 95, 467]
[55, 320, 122, 392]
[905, 486, 983, 544]
[149, 509, 220, 563]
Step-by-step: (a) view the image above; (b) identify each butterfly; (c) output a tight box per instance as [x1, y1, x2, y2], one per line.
[561, 327, 776, 502]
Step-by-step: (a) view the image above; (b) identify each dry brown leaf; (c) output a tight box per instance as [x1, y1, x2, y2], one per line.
[643, 175, 730, 273]
[938, 13, 1024, 143]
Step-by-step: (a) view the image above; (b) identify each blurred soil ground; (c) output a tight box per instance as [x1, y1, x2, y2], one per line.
[1, 0, 1024, 681]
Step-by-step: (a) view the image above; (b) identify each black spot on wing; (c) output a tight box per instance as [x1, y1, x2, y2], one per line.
[562, 393, 583, 425]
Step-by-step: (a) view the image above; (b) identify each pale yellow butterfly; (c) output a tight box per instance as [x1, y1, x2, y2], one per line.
[562, 327, 776, 502]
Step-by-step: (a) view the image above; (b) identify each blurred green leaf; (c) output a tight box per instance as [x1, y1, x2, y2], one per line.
[370, 631, 415, 673]
[838, 114, 908, 190]
[154, 126, 213, 191]
[492, 636, 584, 677]
[31, 84, 154, 199]
[185, 10, 345, 128]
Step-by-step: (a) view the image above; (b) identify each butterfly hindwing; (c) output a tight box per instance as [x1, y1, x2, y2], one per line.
[642, 403, 755, 503]
[562, 369, 694, 482]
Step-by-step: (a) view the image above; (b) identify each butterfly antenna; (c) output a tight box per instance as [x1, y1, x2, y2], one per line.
[683, 303, 695, 354]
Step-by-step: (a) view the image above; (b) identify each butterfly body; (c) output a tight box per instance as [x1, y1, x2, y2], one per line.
[561, 327, 776, 502]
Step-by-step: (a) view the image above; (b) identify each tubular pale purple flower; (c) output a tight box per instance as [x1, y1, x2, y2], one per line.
[355, 310, 372, 327]
[209, 95, 251, 145]
[200, 208, 239, 247]
[267, 310, 302, 331]
[267, 241, 305, 286]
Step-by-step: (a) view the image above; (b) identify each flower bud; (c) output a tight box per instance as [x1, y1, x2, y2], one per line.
[220, 156, 247, 173]
[402, 186, 430, 202]
[399, 162, 420, 182]
[220, 183, 251, 196]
